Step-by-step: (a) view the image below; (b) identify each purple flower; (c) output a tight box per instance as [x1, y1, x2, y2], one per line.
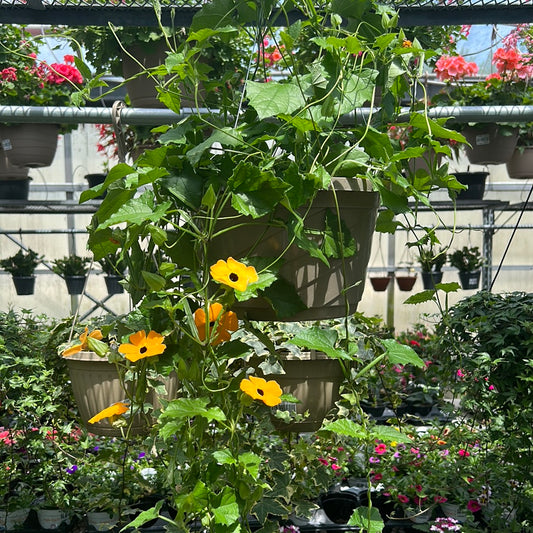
[369, 456, 380, 464]
[66, 465, 78, 474]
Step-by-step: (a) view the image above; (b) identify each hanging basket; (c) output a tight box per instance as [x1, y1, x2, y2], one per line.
[210, 178, 379, 321]
[506, 147, 533, 180]
[369, 276, 391, 291]
[0, 151, 29, 179]
[453, 172, 488, 201]
[64, 351, 178, 436]
[0, 177, 31, 201]
[0, 124, 60, 168]
[458, 270, 481, 290]
[268, 352, 344, 433]
[12, 275, 35, 295]
[395, 275, 417, 291]
[64, 275, 87, 295]
[421, 271, 443, 290]
[104, 274, 124, 295]
[462, 124, 518, 165]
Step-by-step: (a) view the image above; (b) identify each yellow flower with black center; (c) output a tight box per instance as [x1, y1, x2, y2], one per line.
[210, 257, 258, 292]
[119, 330, 166, 362]
[240, 375, 282, 407]
[194, 303, 238, 345]
[62, 326, 103, 357]
[88, 401, 128, 424]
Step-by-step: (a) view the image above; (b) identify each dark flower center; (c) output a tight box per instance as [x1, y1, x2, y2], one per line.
[140, 346, 147, 354]
[257, 388, 264, 396]
[229, 272, 239, 282]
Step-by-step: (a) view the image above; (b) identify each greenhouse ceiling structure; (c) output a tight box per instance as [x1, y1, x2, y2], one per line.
[1, 0, 533, 26]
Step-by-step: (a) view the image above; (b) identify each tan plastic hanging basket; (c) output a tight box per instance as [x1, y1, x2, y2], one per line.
[210, 178, 379, 321]
[268, 352, 344, 433]
[64, 351, 177, 436]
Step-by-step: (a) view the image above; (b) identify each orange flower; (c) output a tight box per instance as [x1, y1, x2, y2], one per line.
[210, 257, 258, 292]
[240, 376, 282, 407]
[88, 401, 128, 424]
[118, 330, 166, 362]
[62, 327, 103, 357]
[194, 303, 238, 345]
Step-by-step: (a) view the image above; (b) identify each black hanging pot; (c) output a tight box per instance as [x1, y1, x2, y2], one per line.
[0, 177, 31, 200]
[104, 274, 124, 295]
[64, 275, 87, 295]
[84, 173, 107, 199]
[458, 270, 481, 290]
[421, 271, 443, 290]
[12, 275, 35, 295]
[453, 172, 488, 201]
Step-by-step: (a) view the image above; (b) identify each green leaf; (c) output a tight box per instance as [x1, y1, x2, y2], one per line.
[289, 326, 346, 359]
[403, 290, 436, 304]
[348, 506, 384, 533]
[246, 80, 306, 120]
[142, 271, 166, 291]
[97, 193, 171, 230]
[238, 451, 262, 479]
[228, 162, 289, 218]
[186, 127, 243, 166]
[381, 338, 424, 368]
[322, 209, 356, 259]
[213, 449, 235, 465]
[371, 425, 411, 443]
[213, 501, 240, 526]
[322, 419, 366, 439]
[436, 282, 461, 293]
[260, 278, 307, 319]
[161, 167, 205, 210]
[252, 497, 289, 524]
[160, 398, 226, 422]
[122, 500, 163, 530]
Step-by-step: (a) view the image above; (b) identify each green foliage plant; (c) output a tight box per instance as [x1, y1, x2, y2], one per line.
[434, 291, 533, 529]
[52, 255, 91, 277]
[447, 246, 483, 272]
[0, 248, 42, 277]
[418, 244, 447, 273]
[98, 252, 127, 276]
[70, 0, 468, 531]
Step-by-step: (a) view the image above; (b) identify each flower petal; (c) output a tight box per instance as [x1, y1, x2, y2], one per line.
[62, 343, 83, 357]
[88, 401, 128, 424]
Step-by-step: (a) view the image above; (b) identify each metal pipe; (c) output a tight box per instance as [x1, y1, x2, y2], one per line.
[2, 105, 533, 125]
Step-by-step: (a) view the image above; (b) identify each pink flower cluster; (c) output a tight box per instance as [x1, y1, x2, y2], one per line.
[257, 37, 286, 69]
[47, 55, 83, 85]
[434, 55, 478, 82]
[492, 47, 533, 80]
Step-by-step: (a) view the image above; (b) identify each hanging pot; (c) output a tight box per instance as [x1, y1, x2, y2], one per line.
[210, 178, 379, 321]
[395, 275, 417, 291]
[64, 275, 87, 295]
[458, 270, 481, 290]
[268, 352, 344, 433]
[453, 172, 488, 201]
[11, 275, 36, 295]
[506, 146, 533, 179]
[369, 276, 391, 291]
[0, 177, 31, 201]
[86, 511, 118, 531]
[36, 509, 70, 530]
[0, 124, 60, 168]
[462, 124, 518, 165]
[0, 508, 30, 530]
[64, 351, 178, 436]
[421, 271, 443, 290]
[104, 274, 124, 295]
[0, 151, 29, 179]
[85, 173, 107, 199]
